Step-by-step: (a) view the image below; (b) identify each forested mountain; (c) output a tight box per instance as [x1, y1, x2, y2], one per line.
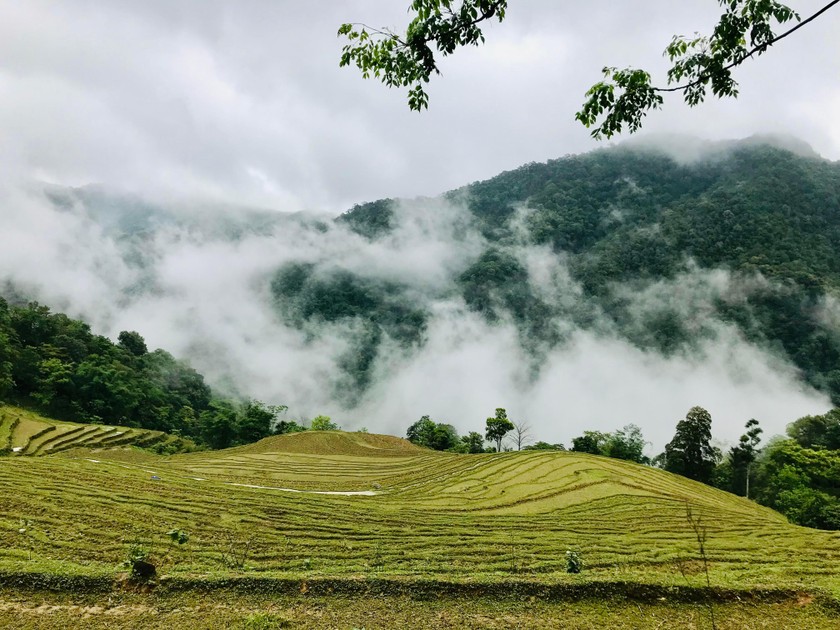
[3, 136, 839, 448]
[280, 138, 840, 405]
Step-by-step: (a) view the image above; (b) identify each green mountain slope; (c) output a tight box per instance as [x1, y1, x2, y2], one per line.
[299, 139, 840, 402]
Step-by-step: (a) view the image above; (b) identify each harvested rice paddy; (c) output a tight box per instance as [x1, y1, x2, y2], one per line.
[2, 405, 840, 628]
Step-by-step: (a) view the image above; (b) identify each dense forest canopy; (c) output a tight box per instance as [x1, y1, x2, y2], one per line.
[325, 140, 840, 405]
[0, 298, 284, 449]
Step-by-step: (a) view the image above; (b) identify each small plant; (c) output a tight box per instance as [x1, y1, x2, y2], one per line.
[242, 611, 291, 629]
[565, 550, 583, 574]
[370, 541, 384, 570]
[167, 528, 190, 546]
[123, 541, 156, 583]
[125, 542, 150, 566]
[214, 529, 254, 570]
[681, 504, 717, 630]
[163, 527, 190, 569]
[509, 533, 523, 574]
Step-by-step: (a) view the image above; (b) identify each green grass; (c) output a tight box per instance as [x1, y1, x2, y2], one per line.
[2, 409, 840, 626]
[0, 410, 17, 451]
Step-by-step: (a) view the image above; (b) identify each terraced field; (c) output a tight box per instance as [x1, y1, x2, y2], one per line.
[2, 416, 840, 627]
[0, 406, 195, 456]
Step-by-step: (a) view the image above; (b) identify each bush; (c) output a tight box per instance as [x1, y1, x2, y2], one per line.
[123, 542, 156, 583]
[565, 550, 583, 574]
[310, 415, 340, 431]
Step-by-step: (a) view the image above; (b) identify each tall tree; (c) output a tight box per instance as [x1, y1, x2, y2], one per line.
[199, 400, 239, 450]
[117, 330, 148, 357]
[730, 418, 763, 498]
[339, 1, 838, 138]
[407, 415, 437, 446]
[485, 407, 514, 452]
[238, 401, 288, 444]
[664, 406, 720, 484]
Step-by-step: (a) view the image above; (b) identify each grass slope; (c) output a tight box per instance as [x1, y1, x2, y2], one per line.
[2, 428, 840, 627]
[0, 405, 195, 456]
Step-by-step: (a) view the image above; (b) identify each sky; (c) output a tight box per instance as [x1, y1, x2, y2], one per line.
[1, 0, 838, 213]
[0, 1, 838, 449]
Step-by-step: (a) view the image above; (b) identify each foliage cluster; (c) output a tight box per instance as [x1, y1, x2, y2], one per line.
[749, 414, 840, 530]
[657, 406, 840, 531]
[406, 414, 488, 453]
[338, 0, 830, 141]
[0, 299, 287, 449]
[270, 263, 427, 399]
[337, 198, 395, 239]
[570, 424, 649, 464]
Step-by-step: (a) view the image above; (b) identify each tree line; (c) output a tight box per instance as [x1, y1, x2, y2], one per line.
[0, 298, 288, 449]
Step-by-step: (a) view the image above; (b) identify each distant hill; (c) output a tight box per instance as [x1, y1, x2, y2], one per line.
[232, 429, 424, 457]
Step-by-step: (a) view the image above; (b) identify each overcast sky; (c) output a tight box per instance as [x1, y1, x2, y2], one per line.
[1, 0, 838, 213]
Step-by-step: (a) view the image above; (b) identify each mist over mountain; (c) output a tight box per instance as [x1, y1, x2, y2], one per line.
[1, 137, 836, 449]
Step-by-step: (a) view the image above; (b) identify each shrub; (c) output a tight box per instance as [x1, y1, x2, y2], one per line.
[565, 550, 583, 574]
[123, 541, 156, 583]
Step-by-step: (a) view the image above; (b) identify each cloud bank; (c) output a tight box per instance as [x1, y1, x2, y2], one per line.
[0, 183, 829, 452]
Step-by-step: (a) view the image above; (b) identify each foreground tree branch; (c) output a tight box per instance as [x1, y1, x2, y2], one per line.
[578, 0, 839, 139]
[339, 0, 838, 139]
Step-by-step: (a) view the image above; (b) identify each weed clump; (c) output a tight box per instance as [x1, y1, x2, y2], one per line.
[242, 611, 291, 629]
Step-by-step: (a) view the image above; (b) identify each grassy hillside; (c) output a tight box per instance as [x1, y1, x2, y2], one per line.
[3, 429, 840, 626]
[1, 430, 838, 585]
[0, 405, 196, 456]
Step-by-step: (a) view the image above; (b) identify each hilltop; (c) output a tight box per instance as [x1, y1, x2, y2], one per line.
[330, 139, 840, 404]
[231, 429, 424, 457]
